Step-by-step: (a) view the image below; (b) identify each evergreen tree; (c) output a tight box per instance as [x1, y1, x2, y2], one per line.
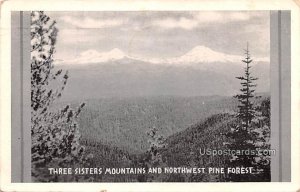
[31, 11, 91, 182]
[225, 43, 271, 181]
[144, 126, 167, 181]
[251, 98, 271, 181]
[146, 127, 166, 164]
[234, 43, 258, 131]
[228, 43, 257, 181]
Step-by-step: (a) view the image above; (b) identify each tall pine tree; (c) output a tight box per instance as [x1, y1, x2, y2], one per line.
[225, 43, 261, 181]
[235, 42, 258, 131]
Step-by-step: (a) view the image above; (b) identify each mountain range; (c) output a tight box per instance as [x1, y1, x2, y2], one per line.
[57, 45, 269, 65]
[53, 46, 270, 101]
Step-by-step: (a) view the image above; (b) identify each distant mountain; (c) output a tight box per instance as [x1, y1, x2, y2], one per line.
[58, 48, 127, 65]
[164, 46, 245, 64]
[52, 45, 269, 101]
[57, 46, 269, 66]
[56, 60, 269, 101]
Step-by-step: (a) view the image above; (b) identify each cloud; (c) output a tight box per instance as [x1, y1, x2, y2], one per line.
[151, 12, 259, 30]
[61, 16, 125, 29]
[152, 17, 199, 30]
[193, 12, 252, 23]
[57, 29, 104, 43]
[227, 12, 251, 21]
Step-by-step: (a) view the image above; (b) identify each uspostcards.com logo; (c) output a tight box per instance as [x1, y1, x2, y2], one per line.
[199, 148, 276, 156]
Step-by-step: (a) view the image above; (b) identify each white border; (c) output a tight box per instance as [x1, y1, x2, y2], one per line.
[1, 0, 300, 191]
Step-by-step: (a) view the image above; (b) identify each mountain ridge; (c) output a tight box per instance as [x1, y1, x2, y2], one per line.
[55, 45, 269, 66]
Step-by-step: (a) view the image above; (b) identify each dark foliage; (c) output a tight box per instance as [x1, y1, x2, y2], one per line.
[225, 44, 271, 182]
[31, 11, 90, 182]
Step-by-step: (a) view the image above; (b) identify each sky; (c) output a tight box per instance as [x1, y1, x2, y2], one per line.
[46, 11, 270, 64]
[42, 11, 270, 99]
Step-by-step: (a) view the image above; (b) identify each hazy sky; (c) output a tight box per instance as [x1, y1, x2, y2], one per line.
[47, 11, 270, 62]
[42, 11, 270, 99]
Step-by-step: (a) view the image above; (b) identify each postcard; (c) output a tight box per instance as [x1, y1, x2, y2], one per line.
[1, 0, 299, 191]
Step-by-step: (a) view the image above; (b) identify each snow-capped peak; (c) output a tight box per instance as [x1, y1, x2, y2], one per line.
[168, 46, 242, 63]
[58, 48, 126, 65]
[107, 48, 126, 58]
[56, 46, 269, 65]
[189, 46, 215, 53]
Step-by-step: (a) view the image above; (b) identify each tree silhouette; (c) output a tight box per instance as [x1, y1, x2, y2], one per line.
[142, 126, 167, 181]
[31, 11, 90, 182]
[234, 42, 258, 131]
[225, 43, 270, 182]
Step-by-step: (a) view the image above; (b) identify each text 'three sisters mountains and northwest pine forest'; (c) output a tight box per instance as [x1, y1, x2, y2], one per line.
[31, 11, 271, 182]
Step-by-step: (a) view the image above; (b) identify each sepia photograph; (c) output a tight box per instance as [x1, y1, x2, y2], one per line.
[29, 10, 273, 182]
[1, 0, 299, 191]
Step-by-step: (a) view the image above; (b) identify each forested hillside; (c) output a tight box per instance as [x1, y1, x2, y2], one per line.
[74, 96, 270, 182]
[161, 113, 236, 181]
[73, 96, 239, 153]
[78, 113, 236, 182]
